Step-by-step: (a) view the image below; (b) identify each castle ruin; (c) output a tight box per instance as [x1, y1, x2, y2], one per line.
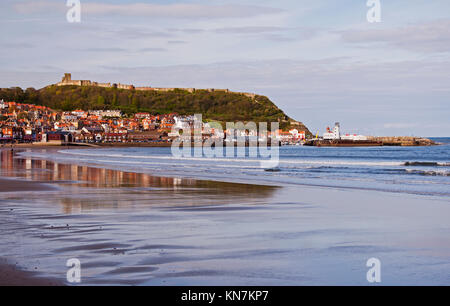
[56, 73, 256, 99]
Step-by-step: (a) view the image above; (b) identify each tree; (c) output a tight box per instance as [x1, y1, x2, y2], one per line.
[112, 93, 118, 107]
[0, 85, 311, 135]
[96, 95, 105, 108]
[131, 96, 139, 112]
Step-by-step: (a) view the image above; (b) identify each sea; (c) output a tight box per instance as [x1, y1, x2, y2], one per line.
[18, 137, 450, 198]
[1, 137, 449, 285]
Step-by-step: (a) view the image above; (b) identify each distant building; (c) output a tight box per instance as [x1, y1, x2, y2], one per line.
[41, 131, 73, 144]
[128, 131, 166, 142]
[57, 73, 100, 87]
[55, 74, 257, 99]
[114, 83, 135, 90]
[289, 129, 306, 140]
[88, 110, 123, 118]
[61, 113, 78, 121]
[71, 110, 87, 118]
[341, 134, 368, 141]
[323, 122, 367, 141]
[174, 116, 192, 129]
[57, 73, 126, 89]
[135, 113, 151, 120]
[323, 122, 341, 140]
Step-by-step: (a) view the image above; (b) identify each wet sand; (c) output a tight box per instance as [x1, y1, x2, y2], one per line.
[0, 178, 58, 193]
[0, 149, 279, 285]
[0, 260, 63, 286]
[1, 149, 449, 285]
[3, 142, 173, 149]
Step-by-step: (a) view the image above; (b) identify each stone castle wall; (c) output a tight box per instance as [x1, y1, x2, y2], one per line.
[56, 74, 256, 99]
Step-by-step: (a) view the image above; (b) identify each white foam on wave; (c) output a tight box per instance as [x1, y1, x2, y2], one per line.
[405, 169, 450, 177]
[91, 158, 260, 170]
[15, 149, 450, 197]
[57, 149, 403, 167]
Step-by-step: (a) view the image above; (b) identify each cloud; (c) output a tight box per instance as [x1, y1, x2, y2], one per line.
[139, 48, 167, 52]
[263, 34, 295, 42]
[2, 58, 450, 136]
[1, 42, 34, 49]
[167, 40, 187, 45]
[14, 1, 283, 19]
[84, 47, 127, 52]
[383, 123, 418, 129]
[94, 58, 450, 98]
[13, 1, 65, 14]
[110, 28, 173, 40]
[211, 26, 318, 42]
[167, 28, 205, 34]
[83, 47, 168, 53]
[339, 19, 450, 53]
[214, 26, 286, 34]
[85, 3, 283, 19]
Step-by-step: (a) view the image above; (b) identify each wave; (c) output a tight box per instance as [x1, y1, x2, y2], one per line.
[15, 149, 450, 198]
[404, 161, 450, 167]
[21, 151, 450, 176]
[57, 150, 404, 167]
[405, 169, 450, 177]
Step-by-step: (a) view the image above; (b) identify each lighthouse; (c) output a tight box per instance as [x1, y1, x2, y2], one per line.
[323, 122, 341, 140]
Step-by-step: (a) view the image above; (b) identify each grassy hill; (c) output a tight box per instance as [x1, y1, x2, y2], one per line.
[0, 85, 311, 134]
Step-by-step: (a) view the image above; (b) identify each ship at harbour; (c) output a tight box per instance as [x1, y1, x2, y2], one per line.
[305, 122, 383, 147]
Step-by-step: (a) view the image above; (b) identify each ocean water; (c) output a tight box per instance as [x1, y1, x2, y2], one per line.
[1, 140, 450, 285]
[19, 137, 450, 198]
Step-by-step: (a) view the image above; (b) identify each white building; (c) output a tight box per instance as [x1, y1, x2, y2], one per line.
[341, 134, 368, 141]
[89, 110, 123, 118]
[323, 122, 368, 141]
[168, 131, 180, 137]
[101, 123, 111, 133]
[71, 110, 87, 118]
[0, 100, 7, 109]
[61, 113, 78, 121]
[213, 131, 225, 139]
[174, 116, 192, 129]
[289, 129, 306, 140]
[323, 122, 341, 140]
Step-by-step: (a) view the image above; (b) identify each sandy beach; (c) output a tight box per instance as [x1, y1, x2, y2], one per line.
[0, 178, 58, 193]
[0, 260, 62, 286]
[0, 163, 61, 285]
[0, 148, 449, 285]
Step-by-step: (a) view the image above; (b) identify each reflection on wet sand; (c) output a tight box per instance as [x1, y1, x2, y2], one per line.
[2, 149, 450, 285]
[0, 149, 285, 285]
[0, 149, 278, 213]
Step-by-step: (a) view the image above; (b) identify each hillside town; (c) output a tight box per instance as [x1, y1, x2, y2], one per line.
[0, 99, 306, 146]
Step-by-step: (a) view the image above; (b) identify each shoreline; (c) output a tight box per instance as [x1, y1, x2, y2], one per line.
[1, 147, 279, 189]
[4, 146, 449, 197]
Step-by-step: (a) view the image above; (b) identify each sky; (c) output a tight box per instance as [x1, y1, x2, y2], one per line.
[1, 0, 450, 136]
